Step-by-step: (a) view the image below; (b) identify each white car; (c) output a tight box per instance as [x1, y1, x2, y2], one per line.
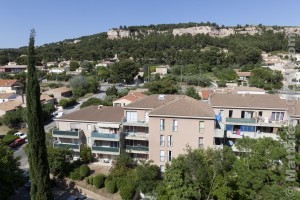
[14, 132, 27, 139]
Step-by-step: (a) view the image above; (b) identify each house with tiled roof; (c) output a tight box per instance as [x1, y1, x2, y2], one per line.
[113, 92, 146, 107]
[0, 100, 22, 116]
[0, 79, 23, 94]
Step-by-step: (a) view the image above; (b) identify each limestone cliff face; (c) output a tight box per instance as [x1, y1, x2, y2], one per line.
[107, 26, 300, 39]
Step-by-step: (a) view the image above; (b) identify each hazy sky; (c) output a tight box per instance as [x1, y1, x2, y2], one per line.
[1, 0, 300, 48]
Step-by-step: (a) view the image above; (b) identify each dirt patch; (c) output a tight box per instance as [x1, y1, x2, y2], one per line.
[0, 125, 11, 135]
[88, 163, 112, 176]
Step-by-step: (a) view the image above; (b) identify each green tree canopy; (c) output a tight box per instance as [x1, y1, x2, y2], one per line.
[185, 86, 201, 100]
[109, 60, 139, 84]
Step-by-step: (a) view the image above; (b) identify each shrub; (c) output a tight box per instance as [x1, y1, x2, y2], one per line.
[7, 129, 18, 135]
[79, 164, 90, 178]
[2, 134, 19, 145]
[119, 184, 136, 200]
[86, 176, 90, 184]
[69, 168, 81, 180]
[105, 178, 117, 193]
[89, 176, 94, 185]
[93, 174, 106, 189]
[59, 98, 77, 108]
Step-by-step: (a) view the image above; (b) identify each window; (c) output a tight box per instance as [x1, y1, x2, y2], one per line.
[87, 124, 92, 131]
[258, 111, 263, 117]
[229, 110, 233, 118]
[160, 119, 165, 131]
[160, 135, 165, 146]
[126, 111, 137, 122]
[242, 111, 253, 119]
[160, 150, 165, 162]
[160, 165, 165, 172]
[220, 110, 224, 116]
[199, 137, 204, 148]
[168, 151, 172, 161]
[87, 137, 91, 144]
[271, 112, 284, 121]
[167, 135, 173, 147]
[172, 120, 178, 132]
[199, 121, 205, 134]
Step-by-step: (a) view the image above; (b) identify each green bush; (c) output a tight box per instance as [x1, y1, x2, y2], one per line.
[89, 176, 94, 185]
[93, 174, 106, 188]
[2, 134, 19, 145]
[86, 176, 90, 184]
[59, 98, 77, 108]
[105, 178, 117, 193]
[69, 168, 81, 180]
[119, 184, 136, 200]
[79, 164, 90, 178]
[7, 129, 18, 135]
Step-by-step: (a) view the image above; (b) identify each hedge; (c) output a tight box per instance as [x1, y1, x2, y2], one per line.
[79, 164, 90, 178]
[119, 184, 136, 200]
[93, 174, 106, 189]
[105, 178, 117, 193]
[69, 168, 81, 180]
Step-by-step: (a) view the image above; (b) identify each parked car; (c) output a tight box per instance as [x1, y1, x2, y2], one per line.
[9, 138, 26, 148]
[14, 132, 27, 139]
[22, 170, 30, 181]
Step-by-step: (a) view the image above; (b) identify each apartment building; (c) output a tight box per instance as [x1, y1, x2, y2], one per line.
[123, 94, 215, 170]
[210, 93, 289, 151]
[53, 105, 124, 161]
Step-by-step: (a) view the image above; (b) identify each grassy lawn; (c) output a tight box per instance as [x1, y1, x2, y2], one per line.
[0, 125, 11, 135]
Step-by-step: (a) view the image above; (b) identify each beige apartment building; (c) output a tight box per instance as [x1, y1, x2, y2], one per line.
[53, 106, 124, 161]
[210, 93, 289, 151]
[123, 94, 215, 170]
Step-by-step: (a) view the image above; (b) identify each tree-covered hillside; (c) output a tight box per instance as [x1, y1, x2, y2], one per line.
[0, 23, 299, 70]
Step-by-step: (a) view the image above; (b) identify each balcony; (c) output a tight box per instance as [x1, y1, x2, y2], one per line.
[226, 118, 256, 124]
[214, 129, 225, 138]
[126, 145, 149, 153]
[122, 118, 148, 127]
[52, 129, 82, 139]
[124, 132, 149, 141]
[91, 131, 120, 141]
[54, 143, 80, 151]
[92, 146, 120, 155]
[256, 117, 288, 127]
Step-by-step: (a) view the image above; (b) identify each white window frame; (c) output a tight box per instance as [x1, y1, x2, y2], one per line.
[160, 150, 165, 162]
[87, 124, 92, 131]
[126, 111, 137, 122]
[168, 151, 172, 161]
[199, 121, 205, 134]
[199, 137, 204, 148]
[167, 135, 173, 147]
[172, 120, 178, 132]
[160, 135, 165, 146]
[160, 119, 165, 131]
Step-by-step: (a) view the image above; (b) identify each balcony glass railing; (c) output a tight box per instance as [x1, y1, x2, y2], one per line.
[91, 131, 120, 139]
[126, 145, 149, 152]
[123, 118, 148, 126]
[92, 146, 119, 152]
[54, 143, 80, 150]
[226, 118, 256, 124]
[52, 130, 79, 137]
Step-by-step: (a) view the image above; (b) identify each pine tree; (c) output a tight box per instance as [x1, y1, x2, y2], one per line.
[26, 30, 53, 200]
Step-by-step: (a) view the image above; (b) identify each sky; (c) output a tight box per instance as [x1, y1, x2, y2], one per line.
[1, 0, 300, 48]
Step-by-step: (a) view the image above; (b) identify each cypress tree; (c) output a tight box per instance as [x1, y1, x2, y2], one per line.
[26, 30, 53, 200]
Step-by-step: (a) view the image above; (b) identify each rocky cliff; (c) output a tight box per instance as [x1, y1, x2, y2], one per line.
[107, 25, 300, 39]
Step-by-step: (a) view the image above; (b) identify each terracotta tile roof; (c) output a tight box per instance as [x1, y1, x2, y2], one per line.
[116, 92, 146, 102]
[0, 101, 22, 112]
[201, 90, 210, 100]
[237, 71, 251, 77]
[125, 94, 183, 109]
[46, 86, 72, 94]
[210, 93, 287, 110]
[0, 79, 19, 87]
[149, 96, 215, 118]
[57, 106, 124, 123]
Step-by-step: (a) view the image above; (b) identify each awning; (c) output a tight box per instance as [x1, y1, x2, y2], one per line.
[97, 123, 120, 128]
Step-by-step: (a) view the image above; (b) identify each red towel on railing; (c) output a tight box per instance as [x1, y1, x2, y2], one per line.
[236, 129, 241, 135]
